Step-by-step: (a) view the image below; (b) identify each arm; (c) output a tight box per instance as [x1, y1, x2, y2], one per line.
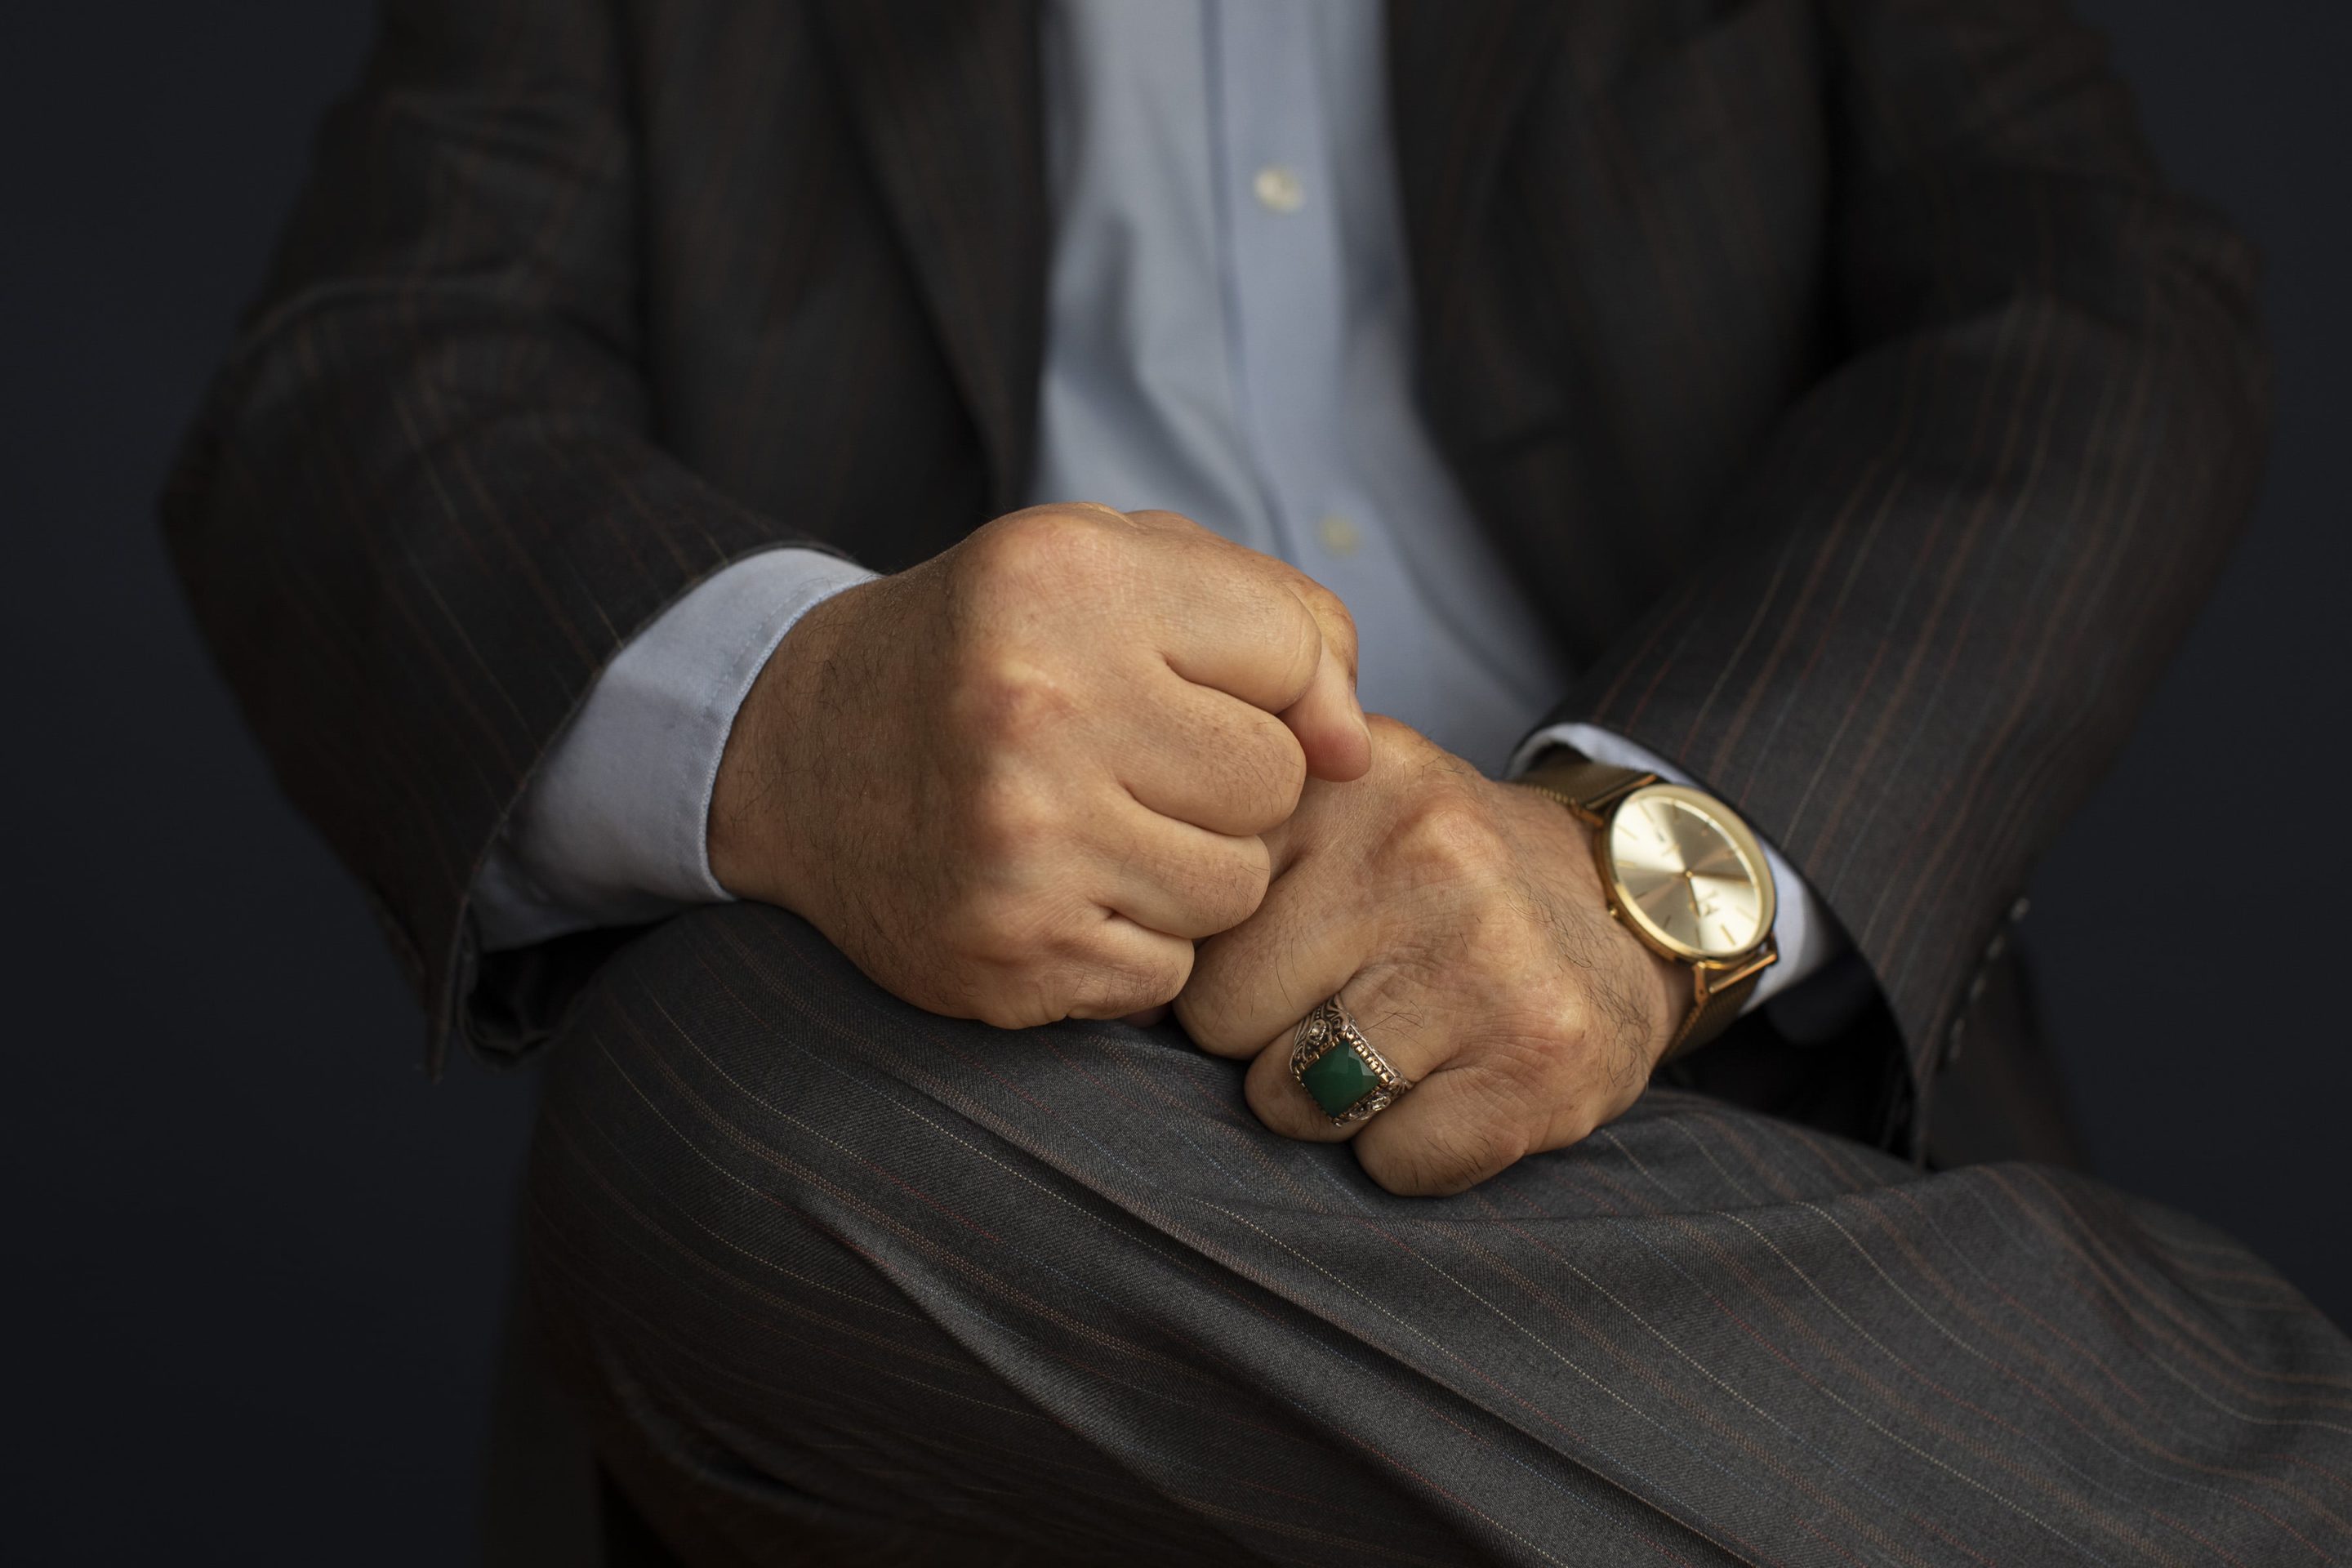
[1516, 723, 1844, 1011]
[1178, 0, 2265, 1187]
[476, 561, 1847, 1031]
[162, 0, 801, 1065]
[473, 550, 875, 954]
[163, 2, 1366, 1061]
[1547, 0, 2267, 1145]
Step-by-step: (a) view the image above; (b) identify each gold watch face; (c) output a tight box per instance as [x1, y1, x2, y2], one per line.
[1602, 784, 1777, 962]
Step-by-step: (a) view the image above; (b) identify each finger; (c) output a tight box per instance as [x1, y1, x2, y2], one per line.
[1056, 913, 1196, 1021]
[1352, 1066, 1558, 1197]
[1352, 1027, 1650, 1196]
[1126, 514, 1371, 769]
[1116, 679, 1307, 838]
[1094, 804, 1272, 940]
[1276, 579, 1371, 783]
[1232, 964, 1460, 1145]
[1241, 1034, 1357, 1143]
[1175, 842, 1369, 1057]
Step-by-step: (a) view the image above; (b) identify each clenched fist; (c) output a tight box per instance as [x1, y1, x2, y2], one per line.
[710, 504, 1370, 1027]
[1176, 718, 1688, 1196]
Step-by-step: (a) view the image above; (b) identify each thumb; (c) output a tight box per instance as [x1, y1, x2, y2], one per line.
[1281, 590, 1371, 782]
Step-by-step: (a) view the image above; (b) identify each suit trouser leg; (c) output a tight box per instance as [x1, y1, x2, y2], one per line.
[522, 903, 2352, 1567]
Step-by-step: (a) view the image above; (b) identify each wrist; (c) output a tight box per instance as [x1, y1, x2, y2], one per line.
[1494, 777, 1690, 1066]
[707, 574, 880, 911]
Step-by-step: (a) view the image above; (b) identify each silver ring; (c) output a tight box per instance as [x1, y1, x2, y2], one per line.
[1290, 996, 1413, 1126]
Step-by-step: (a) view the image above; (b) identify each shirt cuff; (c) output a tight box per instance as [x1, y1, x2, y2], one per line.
[1506, 722, 1846, 1011]
[473, 549, 879, 952]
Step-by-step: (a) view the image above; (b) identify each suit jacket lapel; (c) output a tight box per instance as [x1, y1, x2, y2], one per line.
[816, 0, 1046, 513]
[1386, 0, 1570, 345]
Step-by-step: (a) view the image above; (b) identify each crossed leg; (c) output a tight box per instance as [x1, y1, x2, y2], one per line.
[524, 903, 2352, 1566]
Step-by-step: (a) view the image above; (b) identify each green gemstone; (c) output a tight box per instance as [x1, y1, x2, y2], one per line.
[1302, 1044, 1379, 1118]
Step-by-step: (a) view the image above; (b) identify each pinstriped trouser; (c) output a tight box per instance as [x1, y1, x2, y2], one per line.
[523, 903, 2352, 1566]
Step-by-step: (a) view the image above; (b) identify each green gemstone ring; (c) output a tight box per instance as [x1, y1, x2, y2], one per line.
[1290, 996, 1412, 1126]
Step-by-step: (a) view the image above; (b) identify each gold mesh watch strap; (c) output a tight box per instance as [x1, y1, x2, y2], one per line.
[1512, 753, 1656, 825]
[1662, 942, 1778, 1062]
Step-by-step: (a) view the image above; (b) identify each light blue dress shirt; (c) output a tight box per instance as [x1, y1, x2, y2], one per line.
[473, 0, 1837, 1008]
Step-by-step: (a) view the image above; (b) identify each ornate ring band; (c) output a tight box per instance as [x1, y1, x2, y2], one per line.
[1291, 996, 1413, 1126]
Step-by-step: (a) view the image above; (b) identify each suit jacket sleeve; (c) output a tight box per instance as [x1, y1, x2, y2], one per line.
[162, 0, 812, 1067]
[1546, 0, 2270, 1145]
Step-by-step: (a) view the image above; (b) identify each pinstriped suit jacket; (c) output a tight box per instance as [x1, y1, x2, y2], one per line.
[162, 0, 2266, 1154]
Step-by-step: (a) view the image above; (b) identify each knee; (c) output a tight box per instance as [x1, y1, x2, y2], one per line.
[519, 904, 1382, 1555]
[519, 903, 956, 1450]
[521, 902, 936, 1311]
[517, 899, 1229, 1395]
[530, 898, 880, 1144]
[522, 899, 1195, 1190]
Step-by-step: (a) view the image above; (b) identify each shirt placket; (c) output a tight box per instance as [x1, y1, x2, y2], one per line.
[1212, 2, 1384, 596]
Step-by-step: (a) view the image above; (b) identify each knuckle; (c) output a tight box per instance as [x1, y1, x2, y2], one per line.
[967, 951, 1092, 1027]
[957, 952, 1071, 1029]
[1392, 790, 1505, 884]
[953, 655, 1080, 749]
[1152, 938, 1198, 1001]
[1281, 593, 1327, 690]
[1175, 840, 1272, 935]
[1067, 942, 1191, 1018]
[936, 887, 1054, 968]
[1361, 715, 1443, 787]
[973, 505, 1116, 578]
[1125, 507, 1204, 537]
[1221, 719, 1309, 829]
[1548, 1001, 1599, 1069]
[1362, 712, 1424, 754]
[1302, 578, 1358, 661]
[936, 896, 1209, 1030]
[1223, 835, 1276, 913]
[1518, 973, 1592, 1048]
[960, 507, 1132, 607]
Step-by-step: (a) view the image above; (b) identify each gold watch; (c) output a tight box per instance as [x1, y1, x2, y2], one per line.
[1514, 752, 1778, 1061]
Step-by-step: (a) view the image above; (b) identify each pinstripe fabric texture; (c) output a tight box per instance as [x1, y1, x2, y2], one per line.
[528, 904, 2352, 1564]
[162, 0, 2266, 1154]
[1388, 0, 2268, 1144]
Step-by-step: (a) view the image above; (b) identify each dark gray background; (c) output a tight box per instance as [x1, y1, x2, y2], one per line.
[2, 2, 2343, 1561]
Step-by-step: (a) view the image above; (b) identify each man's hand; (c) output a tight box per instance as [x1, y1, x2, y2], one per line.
[710, 504, 1370, 1027]
[1176, 718, 1688, 1196]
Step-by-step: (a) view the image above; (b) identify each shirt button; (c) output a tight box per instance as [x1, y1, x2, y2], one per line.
[1253, 164, 1305, 214]
[1316, 513, 1360, 556]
